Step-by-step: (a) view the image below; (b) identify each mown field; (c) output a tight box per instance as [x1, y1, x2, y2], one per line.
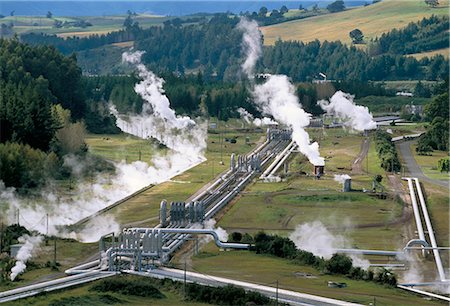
[261, 0, 450, 45]
[409, 47, 450, 59]
[2, 14, 174, 37]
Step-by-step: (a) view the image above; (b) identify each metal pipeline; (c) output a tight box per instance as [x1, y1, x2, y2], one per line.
[125, 227, 250, 250]
[404, 178, 426, 254]
[333, 248, 402, 257]
[260, 140, 295, 179]
[413, 178, 446, 281]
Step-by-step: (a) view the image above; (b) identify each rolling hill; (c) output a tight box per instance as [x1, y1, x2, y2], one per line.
[261, 0, 449, 45]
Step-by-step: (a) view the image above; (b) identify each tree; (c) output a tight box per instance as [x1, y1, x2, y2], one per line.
[46, 11, 53, 18]
[438, 158, 449, 172]
[327, 0, 346, 13]
[349, 28, 364, 44]
[326, 254, 353, 274]
[280, 5, 289, 14]
[425, 0, 439, 7]
[123, 15, 133, 29]
[258, 6, 268, 17]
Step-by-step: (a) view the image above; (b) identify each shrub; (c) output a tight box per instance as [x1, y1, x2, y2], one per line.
[91, 276, 165, 298]
[325, 254, 353, 275]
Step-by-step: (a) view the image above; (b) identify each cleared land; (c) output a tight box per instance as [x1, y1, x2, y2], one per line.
[261, 0, 450, 45]
[408, 48, 449, 59]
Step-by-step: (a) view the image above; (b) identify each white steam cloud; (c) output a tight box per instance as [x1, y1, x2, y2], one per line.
[318, 91, 377, 131]
[237, 19, 324, 166]
[237, 107, 278, 127]
[252, 76, 324, 166]
[334, 174, 351, 184]
[10, 235, 43, 281]
[237, 18, 262, 78]
[118, 50, 207, 159]
[289, 221, 369, 269]
[1, 51, 208, 244]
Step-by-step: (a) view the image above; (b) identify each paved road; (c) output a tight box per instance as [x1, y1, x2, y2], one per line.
[352, 138, 369, 174]
[397, 140, 448, 189]
[127, 268, 362, 306]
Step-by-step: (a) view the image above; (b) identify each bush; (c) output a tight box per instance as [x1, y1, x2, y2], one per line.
[325, 254, 353, 275]
[186, 283, 271, 305]
[438, 158, 449, 172]
[374, 131, 401, 171]
[91, 276, 165, 298]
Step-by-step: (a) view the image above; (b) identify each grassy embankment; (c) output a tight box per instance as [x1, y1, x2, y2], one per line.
[261, 0, 449, 46]
[2, 275, 210, 306]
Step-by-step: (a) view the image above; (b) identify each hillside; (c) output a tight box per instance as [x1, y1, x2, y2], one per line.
[261, 0, 449, 45]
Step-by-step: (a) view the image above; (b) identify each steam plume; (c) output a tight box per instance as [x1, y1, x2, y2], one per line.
[289, 221, 369, 268]
[237, 107, 278, 127]
[334, 174, 351, 184]
[237, 19, 324, 166]
[237, 18, 262, 78]
[318, 91, 376, 131]
[118, 50, 207, 159]
[252, 76, 324, 166]
[10, 235, 43, 281]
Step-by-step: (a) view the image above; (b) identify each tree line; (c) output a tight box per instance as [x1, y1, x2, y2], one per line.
[21, 14, 449, 82]
[229, 231, 397, 287]
[0, 38, 113, 192]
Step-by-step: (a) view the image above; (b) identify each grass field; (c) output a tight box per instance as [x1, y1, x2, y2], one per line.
[85, 133, 162, 164]
[92, 124, 265, 226]
[261, 0, 450, 45]
[2, 14, 171, 37]
[411, 144, 450, 181]
[189, 248, 443, 306]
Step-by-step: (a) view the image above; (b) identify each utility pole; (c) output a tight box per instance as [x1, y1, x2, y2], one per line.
[275, 280, 279, 306]
[46, 214, 49, 246]
[53, 239, 57, 265]
[184, 261, 187, 300]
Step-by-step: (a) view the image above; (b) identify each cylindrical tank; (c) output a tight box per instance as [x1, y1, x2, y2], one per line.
[160, 200, 167, 227]
[343, 178, 352, 192]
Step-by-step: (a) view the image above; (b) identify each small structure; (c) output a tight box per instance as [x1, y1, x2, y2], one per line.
[343, 178, 352, 192]
[10, 244, 23, 258]
[313, 164, 324, 177]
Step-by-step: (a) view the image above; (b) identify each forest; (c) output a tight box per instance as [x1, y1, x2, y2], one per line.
[21, 14, 449, 82]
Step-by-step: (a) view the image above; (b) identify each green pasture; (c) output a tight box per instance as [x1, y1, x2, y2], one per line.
[189, 248, 442, 306]
[411, 144, 449, 181]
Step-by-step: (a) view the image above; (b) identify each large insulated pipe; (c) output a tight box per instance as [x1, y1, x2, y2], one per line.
[126, 228, 250, 250]
[230, 153, 235, 171]
[413, 178, 446, 281]
[404, 177, 426, 254]
[333, 248, 402, 257]
[260, 140, 294, 179]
